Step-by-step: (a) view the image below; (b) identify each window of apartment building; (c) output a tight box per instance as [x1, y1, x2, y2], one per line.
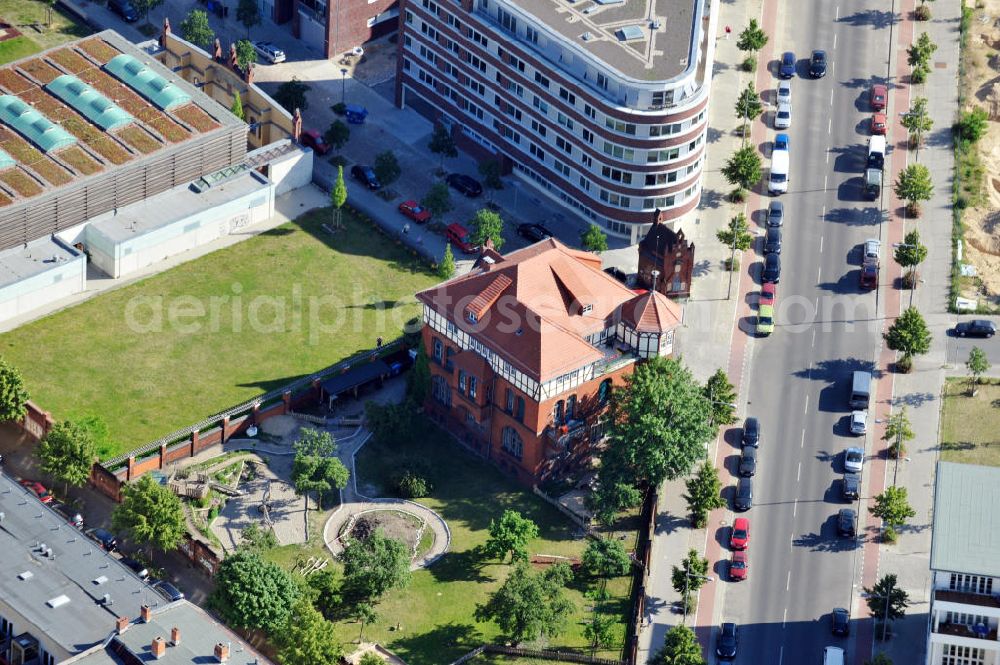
[470, 28, 488, 47]
[420, 24, 437, 40]
[583, 103, 596, 119]
[418, 45, 437, 65]
[458, 369, 466, 393]
[651, 89, 674, 108]
[559, 87, 576, 105]
[565, 394, 576, 419]
[403, 59, 411, 72]
[581, 128, 594, 144]
[598, 379, 612, 404]
[467, 79, 485, 97]
[602, 142, 635, 161]
[418, 70, 436, 88]
[643, 195, 677, 209]
[645, 171, 677, 186]
[532, 96, 549, 114]
[445, 347, 455, 370]
[507, 53, 526, 72]
[687, 159, 700, 174]
[553, 160, 570, 177]
[421, 0, 439, 11]
[530, 119, 547, 137]
[529, 143, 545, 161]
[525, 25, 539, 44]
[580, 154, 593, 168]
[494, 122, 521, 144]
[534, 71, 549, 88]
[602, 166, 632, 184]
[688, 136, 702, 151]
[590, 418, 605, 441]
[553, 400, 564, 425]
[579, 176, 591, 191]
[949, 574, 994, 595]
[605, 118, 636, 134]
[650, 122, 683, 137]
[505, 388, 515, 413]
[941, 645, 985, 665]
[445, 13, 461, 30]
[468, 376, 478, 398]
[595, 72, 609, 90]
[501, 426, 523, 459]
[405, 9, 413, 24]
[944, 612, 990, 627]
[469, 54, 487, 73]
[432, 338, 443, 362]
[556, 112, 573, 130]
[555, 136, 572, 155]
[498, 7, 517, 33]
[515, 396, 525, 421]
[431, 375, 451, 405]
[599, 190, 630, 208]
[646, 147, 680, 163]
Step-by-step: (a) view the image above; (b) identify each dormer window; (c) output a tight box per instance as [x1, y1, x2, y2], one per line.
[466, 310, 478, 323]
[581, 304, 593, 314]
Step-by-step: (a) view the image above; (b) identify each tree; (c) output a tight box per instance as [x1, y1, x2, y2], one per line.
[274, 77, 310, 113]
[354, 602, 379, 642]
[306, 568, 341, 621]
[734, 83, 763, 138]
[703, 368, 737, 427]
[428, 124, 457, 171]
[291, 428, 347, 510]
[407, 344, 431, 404]
[870, 486, 916, 531]
[582, 538, 632, 578]
[340, 529, 411, 600]
[684, 460, 726, 528]
[439, 243, 456, 279]
[325, 120, 350, 150]
[966, 347, 991, 394]
[359, 654, 384, 665]
[587, 480, 642, 526]
[421, 181, 453, 218]
[132, 0, 164, 23]
[592, 357, 714, 518]
[882, 407, 915, 459]
[475, 561, 575, 644]
[236, 0, 262, 38]
[584, 613, 616, 654]
[38, 420, 95, 495]
[478, 159, 504, 202]
[240, 521, 278, 551]
[0, 357, 29, 423]
[211, 548, 301, 634]
[652, 624, 706, 665]
[736, 19, 768, 54]
[295, 427, 337, 457]
[893, 229, 928, 288]
[671, 548, 710, 600]
[374, 150, 401, 187]
[275, 598, 343, 665]
[865, 573, 910, 624]
[908, 32, 937, 68]
[721, 145, 762, 192]
[900, 97, 932, 146]
[884, 306, 932, 366]
[331, 165, 347, 230]
[111, 475, 185, 555]
[581, 224, 609, 252]
[956, 106, 989, 143]
[230, 90, 245, 122]
[470, 208, 504, 250]
[483, 509, 539, 563]
[894, 164, 933, 210]
[716, 212, 753, 252]
[179, 9, 214, 49]
[235, 39, 256, 73]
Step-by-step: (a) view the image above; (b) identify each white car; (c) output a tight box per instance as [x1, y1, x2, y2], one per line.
[252, 41, 286, 64]
[849, 411, 867, 436]
[777, 80, 792, 105]
[774, 102, 792, 129]
[844, 447, 864, 473]
[864, 238, 881, 262]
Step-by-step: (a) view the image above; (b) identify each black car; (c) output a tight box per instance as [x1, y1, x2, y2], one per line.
[446, 173, 483, 197]
[766, 200, 784, 227]
[86, 527, 118, 552]
[837, 508, 857, 537]
[108, 0, 139, 22]
[120, 557, 150, 580]
[762, 253, 781, 283]
[810, 50, 828, 77]
[741, 417, 760, 448]
[954, 320, 996, 338]
[764, 227, 782, 254]
[842, 472, 860, 500]
[152, 580, 185, 601]
[350, 164, 381, 190]
[739, 446, 757, 477]
[517, 222, 554, 243]
[779, 51, 796, 78]
[734, 477, 753, 512]
[716, 622, 739, 660]
[604, 267, 629, 284]
[832, 607, 850, 636]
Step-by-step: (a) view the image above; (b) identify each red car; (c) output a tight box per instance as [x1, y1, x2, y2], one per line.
[760, 282, 776, 307]
[860, 258, 879, 290]
[20, 479, 54, 503]
[299, 129, 331, 156]
[445, 222, 477, 254]
[870, 84, 888, 112]
[871, 113, 887, 135]
[730, 517, 750, 550]
[398, 200, 431, 224]
[730, 550, 748, 581]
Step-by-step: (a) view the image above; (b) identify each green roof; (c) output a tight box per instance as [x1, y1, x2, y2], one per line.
[930, 462, 1000, 577]
[0, 148, 13, 171]
[46, 74, 134, 131]
[104, 54, 192, 111]
[0, 95, 77, 153]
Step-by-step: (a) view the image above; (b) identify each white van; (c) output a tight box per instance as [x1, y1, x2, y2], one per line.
[868, 135, 886, 170]
[823, 646, 845, 665]
[768, 148, 789, 194]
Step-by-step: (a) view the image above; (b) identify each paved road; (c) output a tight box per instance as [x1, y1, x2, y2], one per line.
[715, 0, 895, 662]
[944, 316, 1000, 372]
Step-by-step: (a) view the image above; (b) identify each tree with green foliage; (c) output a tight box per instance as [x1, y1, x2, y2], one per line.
[230, 90, 245, 122]
[483, 509, 539, 563]
[894, 164, 933, 212]
[428, 125, 458, 172]
[882, 407, 915, 459]
[475, 561, 575, 644]
[364, 401, 416, 446]
[736, 19, 768, 72]
[470, 208, 505, 250]
[908, 32, 937, 69]
[324, 120, 350, 150]
[354, 602, 379, 642]
[584, 613, 617, 655]
[407, 344, 431, 404]
[587, 480, 643, 526]
[734, 82, 763, 139]
[235, 39, 256, 73]
[884, 306, 932, 367]
[359, 653, 384, 665]
[865, 573, 910, 626]
[957, 106, 989, 143]
[240, 521, 278, 551]
[671, 548, 710, 607]
[211, 548, 301, 634]
[236, 0, 262, 38]
[291, 453, 348, 510]
[717, 212, 753, 252]
[132, 0, 164, 24]
[721, 145, 762, 193]
[331, 165, 347, 230]
[275, 598, 343, 665]
[870, 486, 917, 534]
[900, 97, 932, 147]
[703, 368, 737, 428]
[894, 230, 928, 288]
[179, 9, 214, 49]
[582, 538, 632, 578]
[0, 358, 29, 423]
[421, 181, 453, 218]
[295, 428, 336, 457]
[652, 624, 706, 665]
[966, 347, 991, 395]
[306, 568, 341, 621]
[478, 159, 504, 202]
[684, 460, 726, 528]
[274, 77, 310, 113]
[39, 420, 95, 495]
[340, 529, 411, 600]
[581, 223, 609, 252]
[373, 150, 401, 187]
[439, 243, 456, 279]
[111, 475, 185, 555]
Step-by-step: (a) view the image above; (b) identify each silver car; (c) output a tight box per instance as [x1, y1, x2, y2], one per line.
[774, 102, 792, 129]
[844, 447, 864, 473]
[777, 80, 792, 105]
[252, 41, 286, 64]
[864, 239, 881, 262]
[849, 411, 867, 436]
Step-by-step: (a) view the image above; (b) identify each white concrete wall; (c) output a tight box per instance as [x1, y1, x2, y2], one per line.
[257, 143, 314, 196]
[0, 253, 86, 325]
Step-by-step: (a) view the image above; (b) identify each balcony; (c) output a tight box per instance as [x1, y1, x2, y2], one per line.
[934, 622, 999, 642]
[934, 589, 1000, 610]
[545, 418, 588, 450]
[591, 342, 637, 377]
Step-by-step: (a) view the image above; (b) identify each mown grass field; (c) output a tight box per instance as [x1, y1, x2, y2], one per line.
[940, 377, 1000, 466]
[0, 0, 90, 64]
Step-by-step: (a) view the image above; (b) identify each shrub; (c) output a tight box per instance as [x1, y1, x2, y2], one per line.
[888, 439, 908, 459]
[741, 55, 757, 72]
[896, 355, 914, 373]
[728, 187, 747, 203]
[331, 102, 346, 115]
[883, 526, 898, 543]
[956, 107, 989, 143]
[906, 201, 922, 217]
[208, 506, 219, 522]
[902, 271, 919, 289]
[914, 4, 931, 20]
[395, 470, 431, 498]
[910, 65, 928, 84]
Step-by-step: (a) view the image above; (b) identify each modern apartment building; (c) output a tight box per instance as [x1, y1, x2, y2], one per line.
[396, 0, 716, 242]
[926, 462, 1000, 665]
[416, 238, 682, 484]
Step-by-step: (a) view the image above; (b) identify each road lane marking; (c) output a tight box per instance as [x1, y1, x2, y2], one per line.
[828, 117, 832, 134]
[783, 607, 788, 627]
[820, 236, 824, 253]
[793, 499, 798, 516]
[779, 646, 784, 665]
[786, 571, 791, 591]
[836, 5, 840, 19]
[833, 33, 838, 49]
[824, 175, 829, 191]
[811, 329, 816, 348]
[801, 429, 806, 447]
[818, 265, 822, 282]
[804, 394, 809, 413]
[830, 89, 834, 106]
[797, 462, 802, 482]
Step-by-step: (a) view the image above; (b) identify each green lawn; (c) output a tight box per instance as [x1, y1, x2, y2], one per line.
[0, 0, 90, 64]
[940, 378, 1000, 466]
[0, 209, 437, 457]
[0, 35, 39, 64]
[323, 424, 632, 665]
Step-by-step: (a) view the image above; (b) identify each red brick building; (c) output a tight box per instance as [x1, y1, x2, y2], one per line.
[416, 238, 682, 485]
[290, 0, 398, 58]
[637, 222, 695, 299]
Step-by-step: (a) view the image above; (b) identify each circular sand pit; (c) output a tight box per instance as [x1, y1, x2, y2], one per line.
[260, 415, 299, 439]
[339, 509, 432, 560]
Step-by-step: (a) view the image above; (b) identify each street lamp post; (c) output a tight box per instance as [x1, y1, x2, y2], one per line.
[682, 571, 714, 625]
[340, 68, 348, 104]
[893, 242, 918, 309]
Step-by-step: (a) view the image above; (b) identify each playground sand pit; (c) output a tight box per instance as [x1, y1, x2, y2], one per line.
[260, 414, 299, 440]
[340, 510, 428, 557]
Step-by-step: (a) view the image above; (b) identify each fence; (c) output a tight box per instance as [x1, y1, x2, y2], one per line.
[448, 645, 624, 665]
[19, 401, 54, 441]
[625, 489, 658, 665]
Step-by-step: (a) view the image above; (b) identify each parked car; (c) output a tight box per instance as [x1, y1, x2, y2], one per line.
[445, 223, 476, 254]
[832, 607, 851, 636]
[809, 50, 828, 77]
[842, 473, 861, 500]
[717, 622, 739, 660]
[774, 132, 790, 152]
[20, 479, 53, 503]
[86, 527, 118, 552]
[774, 102, 792, 129]
[762, 253, 781, 284]
[870, 84, 888, 111]
[844, 447, 865, 473]
[151, 580, 185, 601]
[779, 51, 797, 78]
[604, 267, 630, 284]
[871, 113, 888, 135]
[756, 304, 775, 336]
[764, 226, 782, 254]
[734, 477, 753, 512]
[729, 550, 749, 581]
[299, 129, 331, 155]
[120, 557, 150, 580]
[49, 501, 83, 528]
[864, 238, 881, 262]
[777, 80, 792, 105]
[759, 281, 776, 307]
[954, 320, 997, 338]
[730, 517, 750, 550]
[739, 445, 758, 477]
[517, 222, 554, 242]
[350, 164, 381, 190]
[108, 0, 139, 22]
[860, 259, 879, 290]
[398, 200, 431, 224]
[837, 508, 857, 537]
[446, 173, 483, 197]
[850, 410, 867, 435]
[742, 417, 760, 448]
[767, 200, 784, 227]
[252, 41, 286, 64]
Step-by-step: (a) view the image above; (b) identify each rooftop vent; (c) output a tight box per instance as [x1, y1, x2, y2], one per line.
[581, 32, 593, 41]
[650, 19, 662, 29]
[100, 593, 113, 606]
[18, 571, 33, 581]
[47, 594, 71, 608]
[616, 25, 645, 41]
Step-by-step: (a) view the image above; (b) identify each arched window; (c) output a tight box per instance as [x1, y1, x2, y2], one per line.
[598, 378, 612, 404]
[566, 395, 577, 420]
[553, 400, 564, 425]
[501, 426, 523, 459]
[431, 375, 451, 406]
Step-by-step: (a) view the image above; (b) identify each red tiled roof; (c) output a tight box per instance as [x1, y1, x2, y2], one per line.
[620, 290, 683, 333]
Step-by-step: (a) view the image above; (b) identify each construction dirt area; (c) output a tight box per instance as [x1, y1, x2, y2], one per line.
[960, 0, 1000, 307]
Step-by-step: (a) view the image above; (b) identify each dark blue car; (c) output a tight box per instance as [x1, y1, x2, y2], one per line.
[780, 51, 796, 78]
